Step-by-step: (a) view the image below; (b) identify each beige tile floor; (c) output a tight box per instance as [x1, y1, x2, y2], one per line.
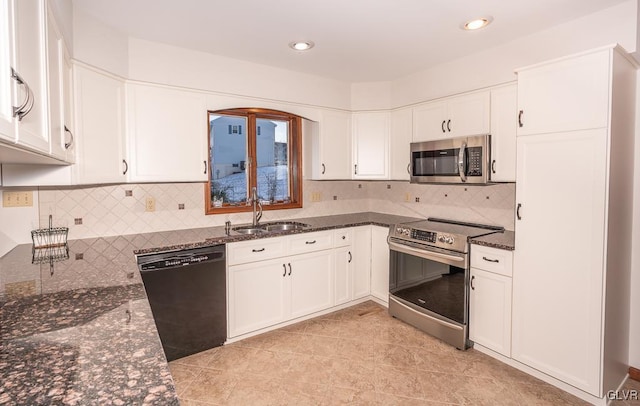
[169, 301, 639, 405]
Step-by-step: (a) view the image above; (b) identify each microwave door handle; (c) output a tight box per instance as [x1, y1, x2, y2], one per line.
[458, 141, 467, 182]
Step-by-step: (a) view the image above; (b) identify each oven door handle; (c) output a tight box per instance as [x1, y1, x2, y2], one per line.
[387, 238, 466, 264]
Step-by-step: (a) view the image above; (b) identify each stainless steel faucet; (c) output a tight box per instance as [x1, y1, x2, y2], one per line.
[251, 186, 263, 226]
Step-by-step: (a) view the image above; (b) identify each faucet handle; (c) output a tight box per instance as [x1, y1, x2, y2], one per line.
[257, 201, 263, 222]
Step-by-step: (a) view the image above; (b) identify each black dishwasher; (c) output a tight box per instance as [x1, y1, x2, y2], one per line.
[137, 245, 226, 361]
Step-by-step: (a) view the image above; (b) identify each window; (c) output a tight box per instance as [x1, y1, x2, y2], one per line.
[206, 108, 303, 214]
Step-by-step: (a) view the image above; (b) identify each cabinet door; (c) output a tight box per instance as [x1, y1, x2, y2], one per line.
[447, 91, 490, 137]
[489, 84, 517, 182]
[127, 84, 208, 182]
[517, 49, 610, 136]
[61, 50, 74, 163]
[317, 110, 351, 179]
[412, 101, 446, 142]
[352, 111, 389, 179]
[370, 226, 390, 303]
[469, 268, 512, 357]
[289, 250, 334, 319]
[389, 108, 412, 180]
[334, 246, 352, 306]
[74, 65, 127, 184]
[0, 0, 16, 142]
[46, 8, 65, 160]
[13, 0, 49, 153]
[512, 129, 606, 395]
[228, 259, 288, 338]
[352, 226, 372, 299]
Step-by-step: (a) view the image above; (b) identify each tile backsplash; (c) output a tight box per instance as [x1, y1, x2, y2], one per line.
[37, 180, 515, 240]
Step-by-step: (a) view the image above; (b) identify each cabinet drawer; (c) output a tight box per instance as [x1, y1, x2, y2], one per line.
[288, 231, 333, 255]
[470, 245, 513, 277]
[227, 237, 287, 266]
[333, 228, 352, 247]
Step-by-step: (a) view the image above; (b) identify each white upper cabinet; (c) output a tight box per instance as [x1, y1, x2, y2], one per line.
[352, 111, 389, 179]
[389, 107, 412, 180]
[126, 83, 208, 182]
[45, 6, 66, 161]
[74, 64, 127, 184]
[0, 0, 16, 143]
[489, 84, 517, 182]
[516, 50, 610, 136]
[306, 109, 351, 180]
[413, 91, 490, 142]
[12, 0, 49, 154]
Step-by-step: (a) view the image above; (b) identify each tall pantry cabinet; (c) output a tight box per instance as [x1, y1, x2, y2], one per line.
[512, 45, 636, 400]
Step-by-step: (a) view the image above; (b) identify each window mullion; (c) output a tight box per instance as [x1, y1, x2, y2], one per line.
[247, 114, 258, 194]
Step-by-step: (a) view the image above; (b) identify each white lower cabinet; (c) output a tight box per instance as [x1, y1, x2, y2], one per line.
[469, 268, 512, 357]
[289, 251, 334, 319]
[370, 226, 390, 303]
[334, 246, 352, 306]
[469, 245, 513, 357]
[352, 226, 372, 300]
[228, 258, 288, 337]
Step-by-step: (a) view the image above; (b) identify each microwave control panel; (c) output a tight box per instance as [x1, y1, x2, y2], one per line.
[467, 147, 483, 176]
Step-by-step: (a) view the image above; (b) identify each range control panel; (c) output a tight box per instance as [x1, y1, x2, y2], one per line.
[393, 226, 455, 247]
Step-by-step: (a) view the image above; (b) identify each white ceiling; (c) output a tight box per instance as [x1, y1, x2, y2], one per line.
[72, 0, 629, 82]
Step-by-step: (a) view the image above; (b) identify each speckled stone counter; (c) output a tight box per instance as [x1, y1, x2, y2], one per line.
[0, 211, 420, 405]
[470, 230, 515, 250]
[134, 211, 422, 255]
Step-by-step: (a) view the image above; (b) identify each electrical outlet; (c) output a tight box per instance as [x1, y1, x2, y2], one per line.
[311, 192, 322, 202]
[2, 191, 33, 207]
[404, 193, 410, 202]
[145, 197, 156, 212]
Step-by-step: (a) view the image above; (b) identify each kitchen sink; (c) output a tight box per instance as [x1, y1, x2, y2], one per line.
[260, 222, 309, 232]
[232, 222, 309, 235]
[233, 226, 268, 235]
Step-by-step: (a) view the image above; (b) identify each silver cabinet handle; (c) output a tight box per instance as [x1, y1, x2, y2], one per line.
[122, 159, 128, 175]
[64, 126, 74, 149]
[470, 275, 475, 290]
[458, 141, 467, 183]
[482, 256, 499, 263]
[321, 163, 326, 175]
[305, 240, 316, 245]
[11, 68, 34, 120]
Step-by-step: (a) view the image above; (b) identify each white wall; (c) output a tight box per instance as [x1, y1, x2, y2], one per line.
[73, 8, 129, 77]
[390, 0, 638, 107]
[127, 39, 352, 111]
[0, 188, 40, 257]
[630, 72, 640, 370]
[351, 82, 392, 111]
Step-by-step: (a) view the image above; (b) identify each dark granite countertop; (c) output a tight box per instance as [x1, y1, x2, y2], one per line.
[470, 230, 515, 250]
[134, 212, 422, 255]
[0, 211, 421, 405]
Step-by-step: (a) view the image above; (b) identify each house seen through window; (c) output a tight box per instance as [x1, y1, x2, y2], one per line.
[206, 108, 302, 214]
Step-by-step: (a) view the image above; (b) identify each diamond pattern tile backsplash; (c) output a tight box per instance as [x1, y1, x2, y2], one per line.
[38, 180, 515, 240]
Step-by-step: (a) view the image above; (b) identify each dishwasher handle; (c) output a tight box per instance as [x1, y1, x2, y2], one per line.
[137, 246, 225, 272]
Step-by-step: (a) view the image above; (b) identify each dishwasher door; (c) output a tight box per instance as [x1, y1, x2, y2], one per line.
[137, 245, 226, 361]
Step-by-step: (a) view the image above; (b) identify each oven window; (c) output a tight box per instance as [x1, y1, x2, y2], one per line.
[389, 250, 466, 324]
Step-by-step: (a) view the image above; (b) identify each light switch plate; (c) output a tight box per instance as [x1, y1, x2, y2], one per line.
[2, 191, 33, 207]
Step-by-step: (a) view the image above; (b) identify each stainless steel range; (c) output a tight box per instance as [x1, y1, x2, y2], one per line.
[387, 217, 503, 350]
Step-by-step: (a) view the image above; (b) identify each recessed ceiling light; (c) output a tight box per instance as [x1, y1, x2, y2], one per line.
[289, 41, 314, 51]
[462, 17, 493, 31]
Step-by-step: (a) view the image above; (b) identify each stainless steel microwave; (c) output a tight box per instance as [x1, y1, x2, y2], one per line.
[409, 134, 491, 184]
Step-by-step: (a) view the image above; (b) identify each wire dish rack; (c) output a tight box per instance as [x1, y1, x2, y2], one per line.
[31, 215, 69, 274]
